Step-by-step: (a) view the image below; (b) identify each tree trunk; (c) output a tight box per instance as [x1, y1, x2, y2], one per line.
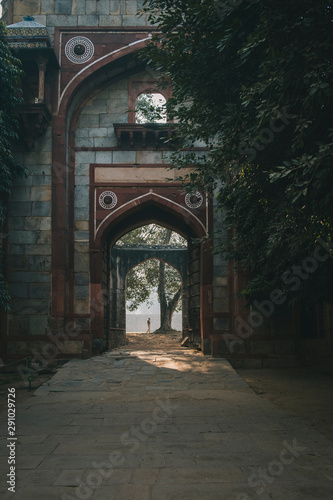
[156, 258, 182, 332]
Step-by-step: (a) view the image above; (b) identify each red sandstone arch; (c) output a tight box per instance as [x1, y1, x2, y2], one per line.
[51, 33, 213, 352]
[89, 197, 213, 347]
[52, 37, 154, 318]
[94, 192, 207, 249]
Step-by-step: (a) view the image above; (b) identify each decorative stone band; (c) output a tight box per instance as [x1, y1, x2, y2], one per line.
[6, 27, 49, 37]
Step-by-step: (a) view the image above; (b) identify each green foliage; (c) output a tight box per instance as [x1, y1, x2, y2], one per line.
[142, 0, 333, 304]
[135, 93, 167, 123]
[0, 21, 25, 311]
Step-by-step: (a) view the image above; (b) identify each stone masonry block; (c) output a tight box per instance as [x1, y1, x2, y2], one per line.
[123, 14, 146, 26]
[32, 202, 51, 217]
[88, 127, 108, 138]
[31, 175, 52, 186]
[77, 114, 100, 128]
[74, 220, 89, 231]
[95, 151, 112, 163]
[74, 186, 89, 208]
[100, 15, 121, 25]
[12, 176, 33, 187]
[46, 14, 78, 26]
[25, 217, 51, 231]
[75, 253, 89, 272]
[30, 187, 51, 202]
[74, 231, 89, 240]
[75, 163, 90, 176]
[113, 151, 136, 163]
[8, 217, 25, 230]
[13, 299, 49, 315]
[97, 1, 110, 15]
[7, 255, 28, 270]
[24, 245, 51, 256]
[136, 151, 165, 164]
[8, 202, 32, 217]
[74, 241, 89, 253]
[14, 0, 41, 16]
[126, 1, 139, 15]
[74, 176, 89, 186]
[9, 186, 31, 202]
[29, 283, 51, 299]
[74, 299, 90, 315]
[75, 128, 89, 138]
[74, 273, 89, 286]
[74, 207, 89, 220]
[75, 285, 89, 299]
[75, 152, 96, 163]
[9, 231, 39, 245]
[28, 256, 52, 272]
[110, 1, 121, 14]
[9, 244, 25, 255]
[85, 1, 97, 15]
[93, 137, 113, 147]
[41, 0, 55, 15]
[29, 315, 49, 335]
[24, 151, 52, 165]
[78, 15, 99, 25]
[9, 271, 50, 283]
[9, 283, 29, 299]
[55, 0, 72, 15]
[76, 138, 94, 148]
[37, 231, 52, 245]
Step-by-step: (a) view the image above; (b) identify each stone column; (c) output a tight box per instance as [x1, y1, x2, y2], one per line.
[37, 57, 47, 103]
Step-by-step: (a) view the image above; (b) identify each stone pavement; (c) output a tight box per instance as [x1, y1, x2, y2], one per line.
[1, 344, 333, 500]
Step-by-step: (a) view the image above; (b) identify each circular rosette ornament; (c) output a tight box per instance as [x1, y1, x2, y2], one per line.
[65, 36, 94, 64]
[99, 191, 117, 210]
[185, 191, 203, 209]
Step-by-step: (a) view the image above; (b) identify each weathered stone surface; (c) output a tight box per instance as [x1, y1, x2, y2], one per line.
[24, 244, 52, 256]
[74, 285, 89, 299]
[55, 0, 72, 15]
[29, 283, 51, 299]
[9, 282, 29, 299]
[32, 201, 51, 217]
[30, 186, 52, 202]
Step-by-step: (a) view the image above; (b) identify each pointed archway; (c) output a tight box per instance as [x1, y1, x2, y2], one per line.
[90, 195, 213, 351]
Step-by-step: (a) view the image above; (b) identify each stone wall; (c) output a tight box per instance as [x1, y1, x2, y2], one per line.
[11, 0, 150, 40]
[6, 128, 52, 348]
[73, 71, 171, 318]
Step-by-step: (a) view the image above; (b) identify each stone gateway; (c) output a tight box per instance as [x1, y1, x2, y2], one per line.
[1, 0, 331, 367]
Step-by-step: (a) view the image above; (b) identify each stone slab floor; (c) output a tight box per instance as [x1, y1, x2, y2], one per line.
[1, 345, 333, 499]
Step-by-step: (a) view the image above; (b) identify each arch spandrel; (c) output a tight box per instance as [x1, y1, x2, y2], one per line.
[94, 191, 208, 249]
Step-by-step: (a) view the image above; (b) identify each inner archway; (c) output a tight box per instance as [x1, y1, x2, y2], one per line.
[109, 223, 188, 348]
[125, 257, 183, 335]
[98, 199, 205, 351]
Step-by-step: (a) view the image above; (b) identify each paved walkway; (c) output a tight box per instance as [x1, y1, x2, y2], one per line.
[1, 341, 333, 499]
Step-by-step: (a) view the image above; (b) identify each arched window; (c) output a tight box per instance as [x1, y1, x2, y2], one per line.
[135, 93, 167, 124]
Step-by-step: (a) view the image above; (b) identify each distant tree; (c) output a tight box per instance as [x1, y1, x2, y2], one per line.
[0, 21, 25, 311]
[117, 224, 186, 332]
[135, 93, 167, 123]
[142, 0, 333, 305]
